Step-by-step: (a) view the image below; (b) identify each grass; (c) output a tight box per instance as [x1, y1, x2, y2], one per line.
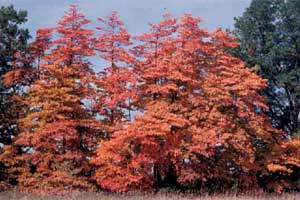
[0, 191, 300, 200]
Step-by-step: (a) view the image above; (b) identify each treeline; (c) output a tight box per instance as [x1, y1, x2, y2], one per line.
[0, 1, 300, 194]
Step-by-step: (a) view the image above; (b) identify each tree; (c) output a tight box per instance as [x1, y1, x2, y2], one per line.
[0, 5, 31, 190]
[132, 13, 178, 105]
[0, 26, 55, 189]
[259, 139, 300, 193]
[90, 14, 180, 191]
[1, 5, 97, 192]
[233, 0, 300, 136]
[0, 5, 30, 149]
[94, 11, 137, 135]
[91, 14, 281, 192]
[234, 0, 300, 192]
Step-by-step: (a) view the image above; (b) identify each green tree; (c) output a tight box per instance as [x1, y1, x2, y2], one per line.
[233, 0, 300, 136]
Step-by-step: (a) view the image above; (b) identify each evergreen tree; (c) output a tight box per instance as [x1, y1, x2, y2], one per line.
[233, 0, 300, 136]
[233, 0, 300, 192]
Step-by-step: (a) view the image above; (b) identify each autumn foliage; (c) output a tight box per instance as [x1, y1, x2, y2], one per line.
[93, 11, 137, 134]
[1, 4, 300, 194]
[90, 14, 284, 192]
[1, 5, 97, 192]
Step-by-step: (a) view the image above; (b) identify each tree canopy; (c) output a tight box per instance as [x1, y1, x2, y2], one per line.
[1, 3, 300, 194]
[233, 0, 300, 136]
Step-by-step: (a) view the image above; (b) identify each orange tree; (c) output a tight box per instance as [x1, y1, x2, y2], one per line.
[93, 11, 137, 135]
[259, 138, 300, 193]
[0, 27, 53, 189]
[1, 5, 97, 192]
[90, 14, 284, 192]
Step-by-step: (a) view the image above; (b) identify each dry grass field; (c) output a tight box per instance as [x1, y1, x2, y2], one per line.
[1, 191, 300, 200]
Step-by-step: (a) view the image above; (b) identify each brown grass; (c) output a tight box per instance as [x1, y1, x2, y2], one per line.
[0, 191, 300, 200]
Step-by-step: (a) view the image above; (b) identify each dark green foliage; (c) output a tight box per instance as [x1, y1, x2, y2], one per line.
[233, 0, 300, 136]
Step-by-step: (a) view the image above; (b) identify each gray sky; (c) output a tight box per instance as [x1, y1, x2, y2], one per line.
[1, 0, 251, 36]
[1, 0, 251, 71]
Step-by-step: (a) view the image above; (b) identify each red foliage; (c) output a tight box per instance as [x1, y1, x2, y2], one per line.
[1, 5, 97, 192]
[93, 11, 137, 133]
[90, 14, 283, 192]
[2, 6, 300, 194]
[0, 24, 55, 191]
[3, 27, 53, 88]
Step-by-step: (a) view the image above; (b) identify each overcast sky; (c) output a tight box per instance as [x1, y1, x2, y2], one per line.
[1, 0, 251, 71]
[2, 0, 251, 36]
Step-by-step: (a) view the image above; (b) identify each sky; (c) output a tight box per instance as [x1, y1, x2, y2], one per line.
[1, 0, 251, 72]
[1, 0, 251, 37]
